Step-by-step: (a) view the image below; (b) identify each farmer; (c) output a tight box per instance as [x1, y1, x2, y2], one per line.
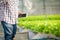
[0, 0, 19, 40]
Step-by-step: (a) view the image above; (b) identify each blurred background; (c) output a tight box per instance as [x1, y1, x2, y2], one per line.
[18, 0, 60, 37]
[19, 0, 60, 16]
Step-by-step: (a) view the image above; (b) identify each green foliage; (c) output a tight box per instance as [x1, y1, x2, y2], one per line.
[18, 14, 60, 37]
[18, 15, 60, 21]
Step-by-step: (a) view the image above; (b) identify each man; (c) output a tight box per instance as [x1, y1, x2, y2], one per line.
[0, 0, 19, 40]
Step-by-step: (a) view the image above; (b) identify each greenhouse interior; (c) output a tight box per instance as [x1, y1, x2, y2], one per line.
[0, 0, 60, 40]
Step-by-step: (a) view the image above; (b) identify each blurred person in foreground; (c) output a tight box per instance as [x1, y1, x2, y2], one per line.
[0, 0, 19, 40]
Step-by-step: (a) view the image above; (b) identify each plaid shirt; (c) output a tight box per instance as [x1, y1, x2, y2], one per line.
[0, 0, 18, 24]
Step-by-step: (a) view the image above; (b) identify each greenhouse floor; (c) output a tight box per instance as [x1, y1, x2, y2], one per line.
[0, 32, 29, 40]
